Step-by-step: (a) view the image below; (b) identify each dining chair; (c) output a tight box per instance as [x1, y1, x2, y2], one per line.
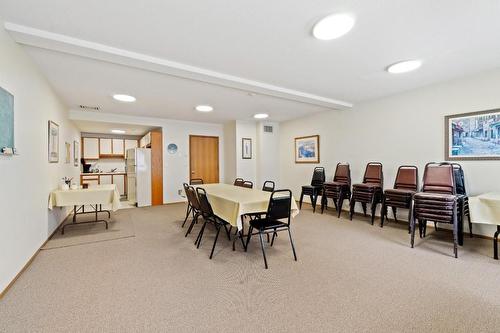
[410, 162, 460, 258]
[183, 185, 202, 237]
[380, 165, 418, 229]
[321, 163, 351, 217]
[299, 167, 325, 213]
[349, 162, 384, 225]
[245, 189, 297, 269]
[262, 181, 275, 192]
[190, 178, 204, 185]
[452, 163, 472, 238]
[234, 178, 245, 186]
[182, 183, 194, 228]
[194, 188, 232, 259]
[241, 181, 253, 189]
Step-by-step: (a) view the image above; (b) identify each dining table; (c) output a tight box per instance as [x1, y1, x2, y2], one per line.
[196, 183, 299, 249]
[469, 192, 500, 259]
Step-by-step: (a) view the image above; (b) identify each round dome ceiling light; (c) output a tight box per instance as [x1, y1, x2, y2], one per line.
[253, 113, 269, 119]
[195, 105, 214, 112]
[312, 13, 355, 40]
[112, 94, 136, 102]
[386, 60, 422, 74]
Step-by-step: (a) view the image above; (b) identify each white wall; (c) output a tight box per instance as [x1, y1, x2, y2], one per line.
[235, 120, 257, 184]
[0, 24, 80, 293]
[280, 68, 500, 236]
[69, 110, 225, 203]
[256, 121, 280, 187]
[223, 121, 236, 184]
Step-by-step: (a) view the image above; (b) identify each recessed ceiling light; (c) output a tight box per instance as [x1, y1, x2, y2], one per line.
[195, 105, 214, 112]
[112, 94, 136, 102]
[111, 129, 126, 134]
[254, 113, 269, 119]
[312, 13, 355, 40]
[386, 60, 422, 74]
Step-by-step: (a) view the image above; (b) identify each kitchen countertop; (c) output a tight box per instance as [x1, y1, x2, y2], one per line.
[81, 172, 127, 176]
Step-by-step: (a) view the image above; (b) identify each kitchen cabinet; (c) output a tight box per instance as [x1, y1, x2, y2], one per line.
[83, 138, 99, 159]
[99, 175, 112, 185]
[112, 139, 125, 156]
[124, 139, 138, 152]
[81, 175, 99, 187]
[140, 132, 151, 148]
[113, 174, 125, 196]
[99, 138, 112, 155]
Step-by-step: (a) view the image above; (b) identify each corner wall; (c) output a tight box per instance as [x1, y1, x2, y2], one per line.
[0, 23, 81, 294]
[280, 68, 500, 236]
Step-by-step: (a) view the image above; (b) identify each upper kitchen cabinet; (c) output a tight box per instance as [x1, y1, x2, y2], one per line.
[112, 139, 125, 156]
[124, 139, 138, 152]
[99, 138, 125, 158]
[99, 138, 112, 155]
[139, 132, 151, 148]
[83, 137, 99, 159]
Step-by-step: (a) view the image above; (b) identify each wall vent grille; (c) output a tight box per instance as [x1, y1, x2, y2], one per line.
[79, 105, 100, 111]
[263, 125, 273, 133]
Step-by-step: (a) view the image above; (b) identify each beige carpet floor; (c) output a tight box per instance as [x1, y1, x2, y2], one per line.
[1, 203, 500, 332]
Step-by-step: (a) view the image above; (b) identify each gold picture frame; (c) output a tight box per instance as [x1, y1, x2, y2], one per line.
[295, 135, 320, 163]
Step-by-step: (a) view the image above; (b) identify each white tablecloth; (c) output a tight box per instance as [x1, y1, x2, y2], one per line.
[469, 192, 500, 225]
[197, 183, 299, 230]
[48, 184, 121, 211]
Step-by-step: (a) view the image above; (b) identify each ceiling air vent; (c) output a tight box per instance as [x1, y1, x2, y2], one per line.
[79, 105, 100, 111]
[263, 125, 273, 133]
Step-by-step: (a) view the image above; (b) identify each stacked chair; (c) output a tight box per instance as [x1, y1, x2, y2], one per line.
[321, 163, 351, 217]
[349, 162, 384, 225]
[299, 167, 325, 213]
[182, 184, 202, 237]
[452, 163, 472, 237]
[410, 162, 461, 258]
[234, 178, 244, 186]
[380, 165, 418, 229]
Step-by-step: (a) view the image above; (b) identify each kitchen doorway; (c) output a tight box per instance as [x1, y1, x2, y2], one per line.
[189, 135, 219, 184]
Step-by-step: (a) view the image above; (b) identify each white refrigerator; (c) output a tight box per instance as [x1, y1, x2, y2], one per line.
[126, 148, 152, 207]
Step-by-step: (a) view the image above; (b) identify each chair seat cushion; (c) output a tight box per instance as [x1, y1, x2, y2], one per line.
[385, 189, 415, 196]
[324, 181, 348, 187]
[414, 192, 456, 202]
[249, 218, 288, 230]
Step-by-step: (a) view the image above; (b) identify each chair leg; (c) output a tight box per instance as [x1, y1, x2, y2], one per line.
[245, 225, 254, 252]
[209, 225, 222, 259]
[494, 226, 500, 260]
[410, 215, 416, 248]
[271, 229, 277, 247]
[310, 195, 316, 213]
[453, 204, 458, 258]
[337, 194, 345, 218]
[195, 220, 207, 248]
[392, 207, 398, 223]
[380, 200, 386, 228]
[185, 213, 199, 237]
[370, 200, 377, 225]
[467, 212, 473, 238]
[223, 224, 231, 241]
[182, 205, 192, 227]
[361, 202, 367, 217]
[434, 222, 438, 231]
[349, 198, 355, 220]
[321, 195, 326, 214]
[288, 228, 298, 261]
[299, 191, 304, 209]
[258, 230, 269, 269]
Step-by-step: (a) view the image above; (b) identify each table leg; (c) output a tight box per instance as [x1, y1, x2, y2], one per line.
[494, 226, 500, 260]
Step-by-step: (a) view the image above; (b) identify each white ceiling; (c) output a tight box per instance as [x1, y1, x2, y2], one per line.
[74, 120, 153, 136]
[2, 0, 500, 123]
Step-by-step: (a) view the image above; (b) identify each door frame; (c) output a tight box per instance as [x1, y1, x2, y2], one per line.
[189, 135, 220, 183]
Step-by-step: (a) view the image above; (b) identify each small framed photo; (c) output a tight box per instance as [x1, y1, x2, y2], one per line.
[73, 140, 80, 166]
[445, 108, 500, 160]
[242, 138, 252, 159]
[48, 120, 59, 163]
[295, 135, 320, 163]
[65, 142, 71, 163]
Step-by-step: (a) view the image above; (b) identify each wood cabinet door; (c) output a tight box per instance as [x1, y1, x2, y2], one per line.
[99, 138, 112, 155]
[112, 139, 125, 156]
[124, 139, 138, 152]
[189, 135, 219, 184]
[83, 138, 99, 159]
[100, 175, 112, 184]
[113, 174, 125, 196]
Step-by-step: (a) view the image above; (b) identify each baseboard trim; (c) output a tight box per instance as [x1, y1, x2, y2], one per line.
[0, 211, 70, 299]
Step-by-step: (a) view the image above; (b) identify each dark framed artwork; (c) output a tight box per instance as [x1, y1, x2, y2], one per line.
[48, 120, 59, 163]
[295, 135, 320, 163]
[242, 138, 252, 159]
[445, 108, 500, 160]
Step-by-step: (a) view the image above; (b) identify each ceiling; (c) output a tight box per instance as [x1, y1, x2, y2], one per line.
[74, 120, 153, 136]
[2, 0, 500, 123]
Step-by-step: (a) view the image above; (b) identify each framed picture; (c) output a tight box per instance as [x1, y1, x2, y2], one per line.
[65, 142, 71, 163]
[74, 141, 79, 166]
[445, 108, 500, 160]
[295, 135, 320, 163]
[242, 138, 252, 159]
[48, 120, 59, 163]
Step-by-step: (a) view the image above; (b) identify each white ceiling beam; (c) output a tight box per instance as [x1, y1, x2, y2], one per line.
[5, 22, 352, 110]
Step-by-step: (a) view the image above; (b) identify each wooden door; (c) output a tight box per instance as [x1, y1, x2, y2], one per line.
[189, 135, 219, 184]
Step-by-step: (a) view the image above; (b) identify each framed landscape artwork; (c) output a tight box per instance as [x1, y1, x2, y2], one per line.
[48, 120, 59, 163]
[242, 138, 252, 159]
[73, 141, 79, 166]
[445, 108, 500, 160]
[295, 135, 320, 163]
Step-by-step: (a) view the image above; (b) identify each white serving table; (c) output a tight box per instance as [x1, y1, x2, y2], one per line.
[48, 184, 121, 234]
[469, 192, 500, 259]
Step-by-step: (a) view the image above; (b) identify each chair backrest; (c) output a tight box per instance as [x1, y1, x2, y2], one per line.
[190, 178, 204, 185]
[265, 190, 292, 224]
[262, 180, 275, 192]
[363, 162, 383, 187]
[333, 163, 351, 186]
[184, 183, 201, 210]
[234, 178, 244, 186]
[241, 181, 253, 189]
[452, 163, 466, 195]
[196, 187, 214, 216]
[394, 165, 418, 191]
[311, 167, 325, 186]
[421, 162, 455, 194]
